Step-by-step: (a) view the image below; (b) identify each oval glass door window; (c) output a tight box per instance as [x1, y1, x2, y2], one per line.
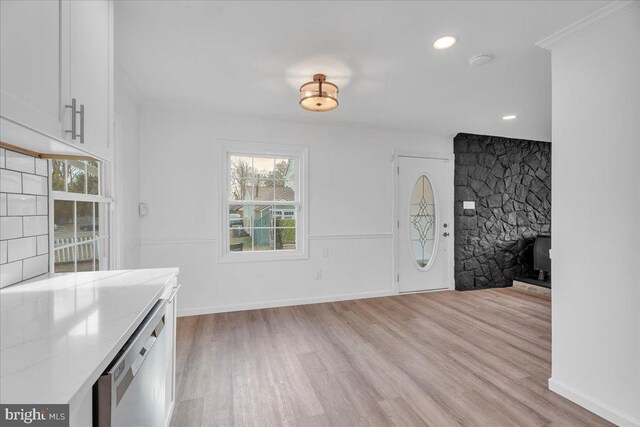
[410, 175, 437, 269]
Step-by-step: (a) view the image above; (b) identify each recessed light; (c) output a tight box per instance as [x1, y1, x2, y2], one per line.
[433, 36, 458, 50]
[502, 115, 518, 121]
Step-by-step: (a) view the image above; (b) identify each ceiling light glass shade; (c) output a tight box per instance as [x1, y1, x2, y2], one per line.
[299, 74, 339, 112]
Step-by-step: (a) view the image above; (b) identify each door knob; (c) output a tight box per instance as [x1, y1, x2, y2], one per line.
[443, 232, 450, 237]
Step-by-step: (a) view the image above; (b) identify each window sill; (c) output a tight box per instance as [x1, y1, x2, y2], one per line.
[217, 250, 308, 263]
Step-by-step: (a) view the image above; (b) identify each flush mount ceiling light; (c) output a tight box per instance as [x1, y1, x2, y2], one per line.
[502, 114, 518, 120]
[432, 36, 458, 50]
[299, 74, 339, 112]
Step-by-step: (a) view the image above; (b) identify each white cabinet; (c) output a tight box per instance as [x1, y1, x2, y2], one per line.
[67, 0, 113, 159]
[0, 0, 114, 161]
[0, 1, 64, 137]
[164, 282, 179, 425]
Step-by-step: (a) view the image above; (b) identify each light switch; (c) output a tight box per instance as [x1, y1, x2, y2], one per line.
[463, 201, 475, 210]
[139, 202, 148, 217]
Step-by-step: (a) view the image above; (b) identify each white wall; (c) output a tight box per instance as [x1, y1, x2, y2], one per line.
[114, 67, 141, 269]
[137, 103, 452, 315]
[548, 5, 640, 426]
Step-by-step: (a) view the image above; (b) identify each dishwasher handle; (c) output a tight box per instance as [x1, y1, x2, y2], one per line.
[130, 315, 164, 376]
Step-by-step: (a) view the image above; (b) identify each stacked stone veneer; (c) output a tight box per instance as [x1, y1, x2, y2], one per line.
[454, 133, 551, 290]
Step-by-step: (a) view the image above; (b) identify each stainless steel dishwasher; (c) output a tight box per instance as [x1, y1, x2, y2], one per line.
[95, 299, 168, 426]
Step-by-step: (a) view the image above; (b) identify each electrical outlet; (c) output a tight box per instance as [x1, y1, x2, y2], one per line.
[323, 248, 329, 258]
[314, 270, 323, 280]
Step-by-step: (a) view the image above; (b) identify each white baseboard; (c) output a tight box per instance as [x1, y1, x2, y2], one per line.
[177, 289, 396, 317]
[549, 377, 640, 427]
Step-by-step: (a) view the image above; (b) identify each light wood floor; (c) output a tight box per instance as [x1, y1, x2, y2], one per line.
[171, 288, 611, 426]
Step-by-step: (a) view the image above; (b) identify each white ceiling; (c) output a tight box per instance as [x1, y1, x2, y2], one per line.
[115, 1, 609, 141]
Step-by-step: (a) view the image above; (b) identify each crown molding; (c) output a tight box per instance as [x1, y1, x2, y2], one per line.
[536, 1, 640, 50]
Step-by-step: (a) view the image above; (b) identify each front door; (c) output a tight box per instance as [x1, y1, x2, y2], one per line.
[397, 156, 451, 292]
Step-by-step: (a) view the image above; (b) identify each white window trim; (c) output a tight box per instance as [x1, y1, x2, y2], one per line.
[219, 141, 308, 263]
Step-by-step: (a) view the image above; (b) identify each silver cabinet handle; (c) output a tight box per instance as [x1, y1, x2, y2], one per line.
[65, 98, 78, 140]
[79, 103, 85, 144]
[64, 99, 85, 143]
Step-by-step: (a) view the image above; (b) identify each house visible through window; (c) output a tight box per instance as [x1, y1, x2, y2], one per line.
[51, 159, 110, 272]
[224, 146, 306, 260]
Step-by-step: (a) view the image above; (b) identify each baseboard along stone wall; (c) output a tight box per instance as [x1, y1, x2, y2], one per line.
[454, 133, 551, 290]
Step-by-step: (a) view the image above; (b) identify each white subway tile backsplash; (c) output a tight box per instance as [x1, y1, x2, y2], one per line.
[1, 150, 49, 285]
[22, 174, 48, 195]
[37, 235, 48, 255]
[35, 158, 48, 176]
[23, 254, 48, 281]
[36, 196, 48, 215]
[7, 194, 37, 216]
[1, 217, 22, 240]
[1, 260, 22, 287]
[5, 151, 35, 173]
[1, 240, 6, 264]
[8, 237, 37, 262]
[23, 216, 48, 237]
[1, 169, 22, 193]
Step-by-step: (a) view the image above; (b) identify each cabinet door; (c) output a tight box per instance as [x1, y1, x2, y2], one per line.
[165, 286, 178, 423]
[0, 0, 64, 138]
[68, 0, 112, 158]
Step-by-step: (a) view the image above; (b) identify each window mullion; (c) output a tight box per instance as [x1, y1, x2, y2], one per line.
[64, 160, 68, 192]
[73, 201, 77, 272]
[52, 192, 112, 203]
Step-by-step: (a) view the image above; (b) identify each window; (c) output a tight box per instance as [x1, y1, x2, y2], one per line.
[51, 159, 110, 272]
[222, 144, 307, 261]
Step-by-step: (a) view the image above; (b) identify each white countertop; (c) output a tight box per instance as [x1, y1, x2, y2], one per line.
[0, 268, 179, 406]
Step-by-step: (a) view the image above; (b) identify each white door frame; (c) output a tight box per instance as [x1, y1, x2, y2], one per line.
[392, 150, 455, 294]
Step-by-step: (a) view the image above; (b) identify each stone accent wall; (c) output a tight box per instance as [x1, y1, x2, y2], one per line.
[454, 133, 551, 290]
